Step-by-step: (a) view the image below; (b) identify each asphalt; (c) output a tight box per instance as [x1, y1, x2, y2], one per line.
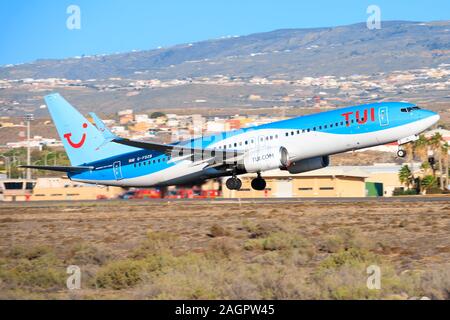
[1, 195, 449, 207]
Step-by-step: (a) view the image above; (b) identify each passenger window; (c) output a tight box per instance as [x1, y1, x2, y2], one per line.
[285, 132, 289, 137]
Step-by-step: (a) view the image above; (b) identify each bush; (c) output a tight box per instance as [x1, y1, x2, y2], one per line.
[393, 188, 418, 196]
[67, 243, 111, 266]
[208, 224, 230, 238]
[0, 247, 66, 290]
[130, 230, 178, 258]
[244, 231, 312, 252]
[320, 228, 373, 253]
[318, 248, 377, 272]
[95, 260, 147, 290]
[419, 265, 450, 299]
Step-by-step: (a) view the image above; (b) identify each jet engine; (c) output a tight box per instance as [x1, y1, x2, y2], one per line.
[240, 147, 289, 173]
[286, 156, 329, 174]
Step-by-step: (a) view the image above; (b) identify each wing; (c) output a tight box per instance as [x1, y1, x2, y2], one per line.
[112, 137, 243, 164]
[18, 165, 94, 173]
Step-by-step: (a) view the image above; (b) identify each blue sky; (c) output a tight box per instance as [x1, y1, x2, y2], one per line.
[0, 0, 449, 65]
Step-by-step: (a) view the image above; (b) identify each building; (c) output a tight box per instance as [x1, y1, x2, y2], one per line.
[30, 178, 124, 201]
[222, 167, 369, 198]
[222, 164, 416, 198]
[0, 179, 35, 201]
[0, 178, 124, 201]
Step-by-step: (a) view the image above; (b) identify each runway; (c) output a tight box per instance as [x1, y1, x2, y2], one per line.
[1, 195, 449, 207]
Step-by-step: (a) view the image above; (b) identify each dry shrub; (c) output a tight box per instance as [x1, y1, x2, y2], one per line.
[313, 248, 422, 299]
[207, 238, 240, 259]
[244, 231, 313, 253]
[0, 246, 65, 290]
[95, 259, 147, 290]
[242, 220, 284, 239]
[419, 264, 450, 299]
[67, 243, 112, 266]
[208, 224, 230, 238]
[130, 229, 178, 258]
[320, 228, 374, 253]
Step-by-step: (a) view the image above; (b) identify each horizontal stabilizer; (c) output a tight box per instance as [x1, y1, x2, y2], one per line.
[18, 165, 94, 173]
[89, 112, 116, 140]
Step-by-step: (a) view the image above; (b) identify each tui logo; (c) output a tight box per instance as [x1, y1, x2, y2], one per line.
[64, 123, 87, 148]
[341, 108, 375, 127]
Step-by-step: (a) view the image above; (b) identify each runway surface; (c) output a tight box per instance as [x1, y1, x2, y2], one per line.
[1, 195, 449, 207]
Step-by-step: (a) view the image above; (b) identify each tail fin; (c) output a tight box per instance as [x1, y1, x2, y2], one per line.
[45, 93, 136, 165]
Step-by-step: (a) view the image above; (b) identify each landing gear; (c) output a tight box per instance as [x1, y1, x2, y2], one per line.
[251, 173, 267, 191]
[397, 149, 407, 158]
[226, 177, 242, 190]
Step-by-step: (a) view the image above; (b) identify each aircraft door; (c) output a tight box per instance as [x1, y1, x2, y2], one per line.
[379, 107, 389, 126]
[113, 161, 123, 180]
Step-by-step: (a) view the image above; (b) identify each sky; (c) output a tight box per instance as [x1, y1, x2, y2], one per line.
[0, 0, 449, 65]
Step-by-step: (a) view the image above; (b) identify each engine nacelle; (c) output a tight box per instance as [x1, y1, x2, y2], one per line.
[286, 156, 329, 174]
[241, 147, 289, 173]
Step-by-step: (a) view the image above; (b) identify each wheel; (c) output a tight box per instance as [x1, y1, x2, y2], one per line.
[226, 177, 242, 190]
[397, 149, 406, 158]
[251, 177, 266, 191]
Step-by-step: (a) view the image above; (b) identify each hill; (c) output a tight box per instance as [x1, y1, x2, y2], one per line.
[1, 20, 450, 80]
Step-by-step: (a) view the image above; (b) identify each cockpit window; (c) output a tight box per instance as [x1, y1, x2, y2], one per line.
[401, 106, 421, 113]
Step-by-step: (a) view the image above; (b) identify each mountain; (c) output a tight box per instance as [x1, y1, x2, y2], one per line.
[2, 20, 450, 80]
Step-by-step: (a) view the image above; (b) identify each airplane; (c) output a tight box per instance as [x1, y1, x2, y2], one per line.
[20, 93, 440, 191]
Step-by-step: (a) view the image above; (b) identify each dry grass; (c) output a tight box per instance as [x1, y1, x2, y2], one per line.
[0, 199, 449, 299]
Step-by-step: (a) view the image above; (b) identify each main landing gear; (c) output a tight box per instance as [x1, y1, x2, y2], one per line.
[226, 173, 267, 191]
[251, 173, 266, 191]
[226, 176, 242, 190]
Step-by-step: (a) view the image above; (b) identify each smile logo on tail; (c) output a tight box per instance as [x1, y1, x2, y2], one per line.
[64, 123, 87, 149]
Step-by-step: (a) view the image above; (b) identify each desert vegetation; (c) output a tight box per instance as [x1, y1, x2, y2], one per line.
[0, 200, 449, 299]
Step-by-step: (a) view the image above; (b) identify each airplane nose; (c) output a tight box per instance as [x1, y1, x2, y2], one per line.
[422, 110, 440, 125]
[430, 113, 440, 125]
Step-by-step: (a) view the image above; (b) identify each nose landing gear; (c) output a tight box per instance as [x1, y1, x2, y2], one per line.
[397, 149, 407, 158]
[251, 173, 267, 191]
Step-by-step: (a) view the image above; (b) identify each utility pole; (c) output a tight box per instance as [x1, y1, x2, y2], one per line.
[24, 114, 34, 180]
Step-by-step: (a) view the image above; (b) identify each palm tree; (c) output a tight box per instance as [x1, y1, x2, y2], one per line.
[413, 135, 429, 165]
[421, 175, 437, 195]
[442, 142, 449, 191]
[399, 165, 414, 190]
[429, 133, 444, 189]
